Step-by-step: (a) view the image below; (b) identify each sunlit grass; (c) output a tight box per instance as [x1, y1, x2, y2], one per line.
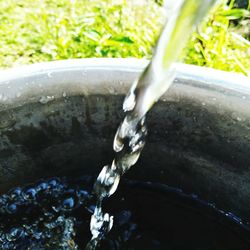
[0, 0, 249, 76]
[0, 0, 164, 68]
[183, 0, 250, 76]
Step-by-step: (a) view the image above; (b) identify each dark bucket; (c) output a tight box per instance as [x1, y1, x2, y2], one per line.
[0, 59, 250, 223]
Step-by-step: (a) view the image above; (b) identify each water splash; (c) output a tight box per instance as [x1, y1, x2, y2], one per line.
[0, 176, 249, 249]
[86, 0, 217, 248]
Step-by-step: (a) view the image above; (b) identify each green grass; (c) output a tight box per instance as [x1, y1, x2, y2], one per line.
[0, 0, 164, 68]
[0, 0, 249, 76]
[183, 0, 250, 75]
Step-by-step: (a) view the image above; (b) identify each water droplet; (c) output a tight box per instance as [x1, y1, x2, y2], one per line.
[8, 187, 22, 199]
[36, 181, 48, 191]
[39, 95, 55, 104]
[62, 92, 67, 97]
[33, 231, 42, 240]
[6, 203, 17, 214]
[23, 188, 37, 200]
[48, 179, 58, 188]
[6, 228, 24, 241]
[62, 197, 75, 210]
[77, 189, 90, 201]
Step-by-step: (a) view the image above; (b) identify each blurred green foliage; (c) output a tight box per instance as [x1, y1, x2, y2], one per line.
[183, 0, 250, 76]
[0, 0, 249, 75]
[0, 0, 164, 68]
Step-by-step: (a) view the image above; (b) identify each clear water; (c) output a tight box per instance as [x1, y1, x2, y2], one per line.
[0, 176, 249, 250]
[87, 0, 217, 248]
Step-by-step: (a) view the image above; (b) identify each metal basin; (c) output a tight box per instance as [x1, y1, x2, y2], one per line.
[0, 59, 249, 222]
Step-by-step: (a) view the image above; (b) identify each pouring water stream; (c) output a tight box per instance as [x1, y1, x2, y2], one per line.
[86, 0, 217, 249]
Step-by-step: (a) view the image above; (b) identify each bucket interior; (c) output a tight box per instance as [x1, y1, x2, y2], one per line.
[0, 60, 250, 223]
